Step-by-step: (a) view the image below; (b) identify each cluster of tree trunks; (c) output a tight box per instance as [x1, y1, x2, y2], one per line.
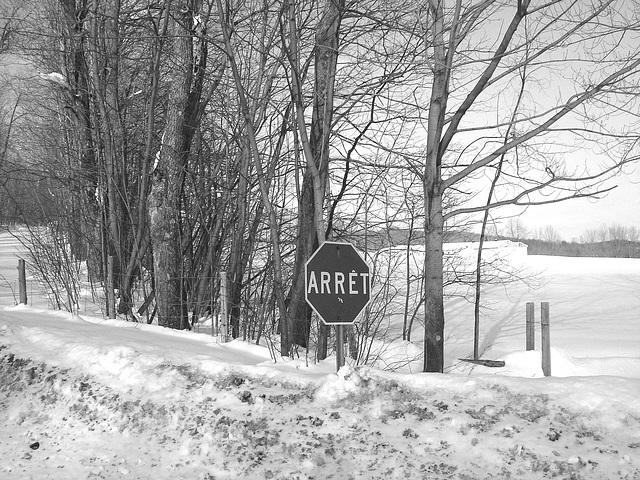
[2, 0, 639, 372]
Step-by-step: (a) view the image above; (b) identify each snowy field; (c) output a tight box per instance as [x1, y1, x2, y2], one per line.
[1, 230, 639, 479]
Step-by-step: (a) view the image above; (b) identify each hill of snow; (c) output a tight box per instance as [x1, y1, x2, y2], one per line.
[1, 231, 639, 479]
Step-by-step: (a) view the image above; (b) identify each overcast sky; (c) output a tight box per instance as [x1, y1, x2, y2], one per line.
[515, 165, 640, 241]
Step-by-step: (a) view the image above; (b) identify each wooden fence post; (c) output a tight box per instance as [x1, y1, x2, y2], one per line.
[525, 302, 535, 351]
[107, 255, 116, 319]
[541, 302, 551, 377]
[18, 259, 27, 305]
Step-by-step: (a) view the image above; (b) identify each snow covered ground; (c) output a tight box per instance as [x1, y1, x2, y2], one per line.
[1, 230, 639, 479]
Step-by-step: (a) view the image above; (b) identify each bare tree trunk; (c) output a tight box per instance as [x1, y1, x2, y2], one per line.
[148, 3, 193, 329]
[119, 1, 170, 316]
[422, 0, 454, 373]
[423, 185, 445, 372]
[194, 200, 225, 319]
[402, 206, 419, 341]
[473, 62, 527, 360]
[228, 148, 250, 338]
[286, 0, 344, 357]
[89, 0, 125, 290]
[216, 0, 292, 355]
[57, 0, 101, 281]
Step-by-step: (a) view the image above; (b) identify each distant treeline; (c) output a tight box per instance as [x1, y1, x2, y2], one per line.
[504, 238, 640, 258]
[357, 228, 640, 258]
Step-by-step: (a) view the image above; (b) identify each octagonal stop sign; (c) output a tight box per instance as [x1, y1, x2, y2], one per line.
[305, 241, 371, 325]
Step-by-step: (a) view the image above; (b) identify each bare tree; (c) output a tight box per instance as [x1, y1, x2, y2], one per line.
[503, 218, 530, 241]
[6, 0, 640, 376]
[538, 226, 562, 243]
[149, 0, 217, 329]
[420, 0, 640, 372]
[473, 51, 528, 360]
[284, 0, 346, 357]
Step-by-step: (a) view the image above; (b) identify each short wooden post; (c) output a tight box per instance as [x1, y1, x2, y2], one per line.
[107, 255, 116, 319]
[541, 302, 551, 376]
[18, 259, 27, 305]
[525, 302, 535, 351]
[220, 271, 228, 342]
